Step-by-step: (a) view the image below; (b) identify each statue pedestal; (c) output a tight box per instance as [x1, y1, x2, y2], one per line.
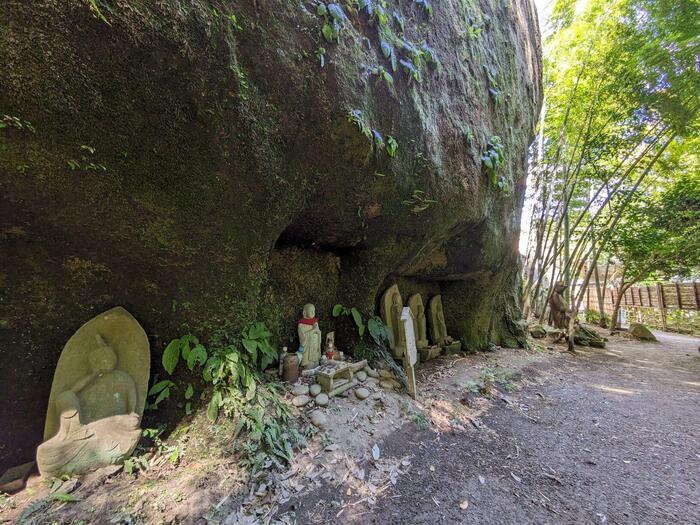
[315, 359, 367, 393]
[419, 345, 442, 362]
[442, 341, 463, 355]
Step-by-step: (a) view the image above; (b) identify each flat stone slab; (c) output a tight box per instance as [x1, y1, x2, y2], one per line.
[0, 462, 34, 494]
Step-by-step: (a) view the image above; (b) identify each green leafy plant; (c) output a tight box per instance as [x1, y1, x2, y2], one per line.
[380, 40, 398, 71]
[355, 0, 389, 26]
[65, 145, 107, 172]
[386, 136, 399, 157]
[51, 493, 80, 503]
[482, 136, 510, 193]
[391, 10, 405, 32]
[367, 315, 391, 346]
[123, 427, 185, 475]
[156, 323, 298, 471]
[411, 410, 431, 429]
[87, 0, 111, 26]
[398, 39, 440, 82]
[420, 43, 440, 69]
[333, 304, 366, 336]
[334, 305, 391, 347]
[0, 114, 36, 133]
[227, 13, 243, 30]
[399, 58, 421, 82]
[370, 65, 394, 87]
[0, 492, 15, 510]
[465, 366, 517, 397]
[415, 0, 433, 17]
[316, 46, 326, 67]
[318, 2, 348, 43]
[402, 189, 437, 214]
[468, 22, 483, 39]
[162, 334, 206, 374]
[147, 379, 176, 409]
[347, 109, 372, 141]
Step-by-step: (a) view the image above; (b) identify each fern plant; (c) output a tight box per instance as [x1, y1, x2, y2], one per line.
[481, 136, 510, 193]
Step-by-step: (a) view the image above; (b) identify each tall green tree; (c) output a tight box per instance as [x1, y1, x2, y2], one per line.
[523, 0, 699, 348]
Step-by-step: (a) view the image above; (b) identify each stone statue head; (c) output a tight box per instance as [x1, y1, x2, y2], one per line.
[88, 334, 118, 373]
[302, 303, 316, 319]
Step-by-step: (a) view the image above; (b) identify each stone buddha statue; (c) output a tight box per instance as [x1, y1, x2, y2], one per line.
[37, 307, 149, 478]
[407, 294, 429, 350]
[380, 284, 406, 359]
[428, 295, 461, 353]
[429, 295, 453, 345]
[298, 303, 322, 369]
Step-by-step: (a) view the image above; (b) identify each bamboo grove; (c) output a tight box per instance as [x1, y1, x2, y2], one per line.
[523, 0, 700, 348]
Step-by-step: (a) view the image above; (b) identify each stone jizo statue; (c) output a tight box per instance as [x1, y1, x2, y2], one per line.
[298, 303, 322, 369]
[380, 284, 406, 359]
[37, 307, 149, 477]
[428, 295, 459, 349]
[407, 294, 429, 350]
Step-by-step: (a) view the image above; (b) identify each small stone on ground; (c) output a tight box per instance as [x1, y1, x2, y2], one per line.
[292, 395, 310, 407]
[292, 384, 310, 396]
[355, 387, 370, 400]
[315, 393, 329, 406]
[309, 384, 322, 396]
[310, 410, 327, 428]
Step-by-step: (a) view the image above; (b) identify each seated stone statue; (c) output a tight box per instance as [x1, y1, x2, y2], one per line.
[380, 285, 406, 359]
[37, 307, 149, 478]
[298, 303, 322, 369]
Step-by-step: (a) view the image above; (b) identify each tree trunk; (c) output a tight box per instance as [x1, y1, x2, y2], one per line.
[599, 258, 611, 326]
[592, 260, 607, 327]
[610, 288, 625, 331]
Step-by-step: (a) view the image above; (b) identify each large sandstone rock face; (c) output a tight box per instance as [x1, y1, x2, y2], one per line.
[0, 0, 541, 469]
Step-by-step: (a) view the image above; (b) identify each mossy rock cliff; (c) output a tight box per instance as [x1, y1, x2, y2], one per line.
[0, 0, 541, 469]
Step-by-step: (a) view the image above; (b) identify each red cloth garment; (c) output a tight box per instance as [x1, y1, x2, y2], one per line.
[298, 317, 318, 326]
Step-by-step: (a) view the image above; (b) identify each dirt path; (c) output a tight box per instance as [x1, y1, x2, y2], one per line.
[293, 332, 700, 524]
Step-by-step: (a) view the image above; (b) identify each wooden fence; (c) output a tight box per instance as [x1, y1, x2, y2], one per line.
[583, 281, 700, 333]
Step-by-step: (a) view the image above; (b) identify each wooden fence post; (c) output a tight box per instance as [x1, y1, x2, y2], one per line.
[675, 282, 682, 310]
[656, 283, 667, 331]
[694, 281, 699, 310]
[586, 285, 590, 310]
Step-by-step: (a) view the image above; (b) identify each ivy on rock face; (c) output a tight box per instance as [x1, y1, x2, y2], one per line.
[380, 40, 398, 72]
[347, 109, 399, 159]
[415, 0, 433, 17]
[318, 2, 348, 43]
[386, 136, 398, 157]
[482, 136, 510, 194]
